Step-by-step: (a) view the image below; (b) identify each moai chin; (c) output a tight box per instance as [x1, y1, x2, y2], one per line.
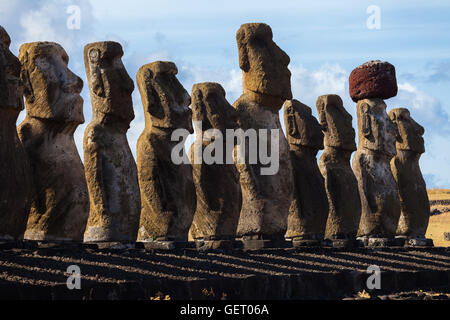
[18, 42, 89, 241]
[189, 82, 242, 244]
[0, 26, 33, 240]
[284, 99, 328, 244]
[136, 61, 195, 243]
[316, 94, 361, 243]
[233, 23, 295, 245]
[83, 41, 141, 242]
[350, 61, 401, 242]
[389, 108, 432, 245]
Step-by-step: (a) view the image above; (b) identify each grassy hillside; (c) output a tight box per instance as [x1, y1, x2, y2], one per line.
[426, 189, 450, 247]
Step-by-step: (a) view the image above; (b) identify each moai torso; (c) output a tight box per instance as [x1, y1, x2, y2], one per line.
[233, 23, 295, 240]
[17, 42, 89, 241]
[389, 108, 429, 238]
[136, 61, 195, 242]
[349, 60, 401, 239]
[189, 82, 241, 240]
[83, 42, 140, 242]
[316, 94, 361, 240]
[0, 26, 33, 240]
[284, 100, 328, 240]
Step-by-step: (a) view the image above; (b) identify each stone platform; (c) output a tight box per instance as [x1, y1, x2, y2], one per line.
[0, 241, 449, 300]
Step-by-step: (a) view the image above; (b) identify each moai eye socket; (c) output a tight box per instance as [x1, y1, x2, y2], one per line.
[89, 49, 100, 64]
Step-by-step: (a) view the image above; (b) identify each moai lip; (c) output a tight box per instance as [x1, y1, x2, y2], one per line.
[389, 108, 431, 242]
[83, 41, 141, 242]
[18, 42, 89, 241]
[189, 82, 242, 242]
[352, 98, 401, 239]
[283, 99, 328, 242]
[233, 23, 295, 243]
[136, 61, 195, 243]
[0, 26, 33, 240]
[316, 94, 361, 242]
[349, 60, 397, 103]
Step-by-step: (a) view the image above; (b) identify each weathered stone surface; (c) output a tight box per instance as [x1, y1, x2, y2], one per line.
[83, 41, 140, 242]
[17, 42, 89, 241]
[0, 26, 33, 240]
[189, 82, 241, 240]
[233, 23, 295, 241]
[136, 61, 195, 242]
[284, 99, 328, 241]
[352, 98, 401, 238]
[349, 60, 397, 102]
[316, 94, 361, 240]
[389, 108, 430, 239]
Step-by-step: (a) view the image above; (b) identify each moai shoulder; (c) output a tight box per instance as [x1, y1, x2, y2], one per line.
[316, 94, 361, 244]
[83, 41, 140, 243]
[233, 23, 294, 247]
[0, 26, 33, 240]
[350, 60, 401, 245]
[189, 82, 241, 246]
[136, 61, 195, 244]
[17, 41, 89, 241]
[389, 108, 431, 245]
[284, 99, 328, 246]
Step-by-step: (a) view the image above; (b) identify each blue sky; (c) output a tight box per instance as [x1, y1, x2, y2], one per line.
[1, 0, 449, 187]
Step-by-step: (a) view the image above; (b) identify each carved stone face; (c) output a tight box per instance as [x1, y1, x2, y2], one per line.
[19, 42, 84, 123]
[0, 33, 24, 112]
[316, 94, 356, 151]
[237, 23, 292, 102]
[356, 98, 397, 157]
[84, 41, 134, 124]
[389, 108, 425, 154]
[191, 82, 238, 132]
[284, 99, 324, 150]
[137, 61, 192, 133]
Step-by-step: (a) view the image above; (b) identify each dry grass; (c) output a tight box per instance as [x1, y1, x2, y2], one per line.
[427, 189, 450, 201]
[426, 210, 450, 247]
[426, 189, 450, 247]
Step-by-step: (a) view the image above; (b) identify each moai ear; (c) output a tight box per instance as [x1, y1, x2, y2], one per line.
[317, 100, 327, 132]
[361, 103, 372, 138]
[20, 52, 35, 104]
[88, 48, 105, 97]
[237, 32, 250, 72]
[286, 106, 298, 137]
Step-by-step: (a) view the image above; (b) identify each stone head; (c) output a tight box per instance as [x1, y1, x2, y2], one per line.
[316, 94, 356, 151]
[389, 108, 425, 154]
[0, 26, 24, 112]
[191, 82, 238, 132]
[19, 42, 84, 123]
[137, 61, 192, 133]
[284, 99, 324, 150]
[236, 23, 292, 106]
[356, 98, 397, 157]
[84, 41, 134, 124]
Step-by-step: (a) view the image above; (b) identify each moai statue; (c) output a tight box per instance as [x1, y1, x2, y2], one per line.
[350, 60, 401, 246]
[136, 61, 195, 248]
[18, 42, 89, 241]
[83, 42, 140, 243]
[189, 82, 241, 249]
[316, 94, 361, 246]
[389, 108, 433, 246]
[284, 99, 328, 246]
[233, 23, 295, 249]
[0, 26, 33, 240]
